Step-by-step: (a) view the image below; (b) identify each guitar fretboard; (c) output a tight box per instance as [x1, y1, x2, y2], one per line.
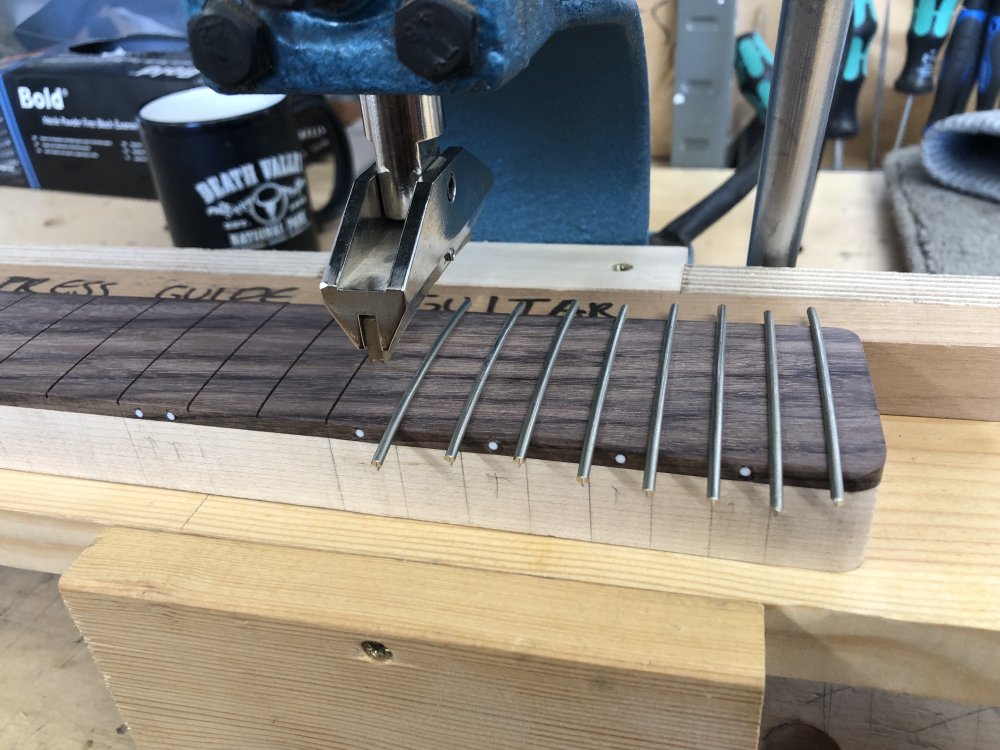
[0, 291, 884, 492]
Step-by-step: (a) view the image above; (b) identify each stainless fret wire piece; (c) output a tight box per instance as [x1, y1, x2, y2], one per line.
[643, 303, 679, 496]
[513, 300, 579, 464]
[807, 306, 844, 505]
[371, 298, 472, 469]
[764, 310, 783, 513]
[576, 304, 629, 485]
[444, 301, 527, 463]
[707, 304, 727, 501]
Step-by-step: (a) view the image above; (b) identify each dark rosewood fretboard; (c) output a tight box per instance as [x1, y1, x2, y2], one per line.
[0, 291, 885, 492]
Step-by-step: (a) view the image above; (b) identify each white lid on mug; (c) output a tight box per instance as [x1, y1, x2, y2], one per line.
[139, 86, 285, 126]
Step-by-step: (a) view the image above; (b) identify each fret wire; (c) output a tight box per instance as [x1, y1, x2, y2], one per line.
[643, 303, 679, 495]
[764, 310, 783, 513]
[577, 305, 629, 485]
[371, 298, 472, 469]
[707, 304, 726, 501]
[445, 301, 527, 463]
[807, 307, 844, 505]
[513, 300, 579, 464]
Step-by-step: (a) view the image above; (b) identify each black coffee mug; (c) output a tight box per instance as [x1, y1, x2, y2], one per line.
[139, 87, 351, 251]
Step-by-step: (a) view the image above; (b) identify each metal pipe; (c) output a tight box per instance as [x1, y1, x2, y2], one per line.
[746, 0, 853, 267]
[360, 94, 443, 219]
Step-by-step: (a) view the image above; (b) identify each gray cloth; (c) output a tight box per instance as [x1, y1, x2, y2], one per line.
[884, 146, 1000, 275]
[922, 110, 1000, 203]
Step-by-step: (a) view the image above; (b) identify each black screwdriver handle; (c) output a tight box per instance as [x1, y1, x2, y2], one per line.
[827, 0, 878, 140]
[927, 0, 989, 127]
[896, 0, 961, 94]
[976, 0, 1000, 108]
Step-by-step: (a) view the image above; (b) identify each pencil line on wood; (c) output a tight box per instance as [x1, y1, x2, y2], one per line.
[326, 437, 346, 504]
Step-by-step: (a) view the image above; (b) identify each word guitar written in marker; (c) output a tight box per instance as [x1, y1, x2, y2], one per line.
[423, 294, 618, 317]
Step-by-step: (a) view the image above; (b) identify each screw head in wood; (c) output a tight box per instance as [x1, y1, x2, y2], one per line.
[361, 640, 393, 661]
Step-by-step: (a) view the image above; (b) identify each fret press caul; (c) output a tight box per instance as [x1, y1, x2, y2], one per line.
[0, 291, 884, 572]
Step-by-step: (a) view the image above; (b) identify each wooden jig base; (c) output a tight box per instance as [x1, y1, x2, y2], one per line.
[2, 414, 999, 712]
[0, 406, 876, 572]
[61, 527, 766, 750]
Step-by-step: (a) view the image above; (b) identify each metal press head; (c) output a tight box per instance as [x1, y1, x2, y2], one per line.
[320, 94, 492, 363]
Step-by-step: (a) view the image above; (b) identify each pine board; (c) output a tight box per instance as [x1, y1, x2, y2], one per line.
[61, 527, 766, 750]
[0, 414, 997, 705]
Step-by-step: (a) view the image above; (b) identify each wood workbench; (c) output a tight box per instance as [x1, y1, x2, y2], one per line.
[2, 167, 998, 750]
[0, 167, 902, 271]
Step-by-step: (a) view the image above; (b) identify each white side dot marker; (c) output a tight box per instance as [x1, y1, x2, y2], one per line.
[614, 453, 627, 465]
[134, 409, 144, 419]
[487, 440, 499, 452]
[355, 428, 365, 439]
[165, 411, 176, 421]
[739, 466, 752, 478]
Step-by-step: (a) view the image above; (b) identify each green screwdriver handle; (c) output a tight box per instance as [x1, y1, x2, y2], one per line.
[734, 32, 774, 123]
[828, 0, 878, 140]
[896, 0, 961, 94]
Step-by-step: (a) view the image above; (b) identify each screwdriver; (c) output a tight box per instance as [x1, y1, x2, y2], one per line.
[650, 33, 773, 250]
[976, 0, 1000, 108]
[869, 0, 891, 168]
[734, 32, 774, 123]
[926, 0, 989, 127]
[893, 0, 960, 150]
[827, 0, 878, 170]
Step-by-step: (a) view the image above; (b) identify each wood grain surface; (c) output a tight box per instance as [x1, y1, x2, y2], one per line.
[0, 291, 884, 492]
[61, 528, 766, 750]
[3, 243, 998, 425]
[8, 562, 998, 750]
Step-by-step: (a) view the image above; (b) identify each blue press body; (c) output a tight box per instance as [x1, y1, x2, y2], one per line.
[182, 0, 651, 245]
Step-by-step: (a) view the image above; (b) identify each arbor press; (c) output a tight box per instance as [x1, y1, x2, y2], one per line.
[185, 0, 651, 361]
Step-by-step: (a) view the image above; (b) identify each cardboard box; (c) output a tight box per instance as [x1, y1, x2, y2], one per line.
[0, 36, 200, 198]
